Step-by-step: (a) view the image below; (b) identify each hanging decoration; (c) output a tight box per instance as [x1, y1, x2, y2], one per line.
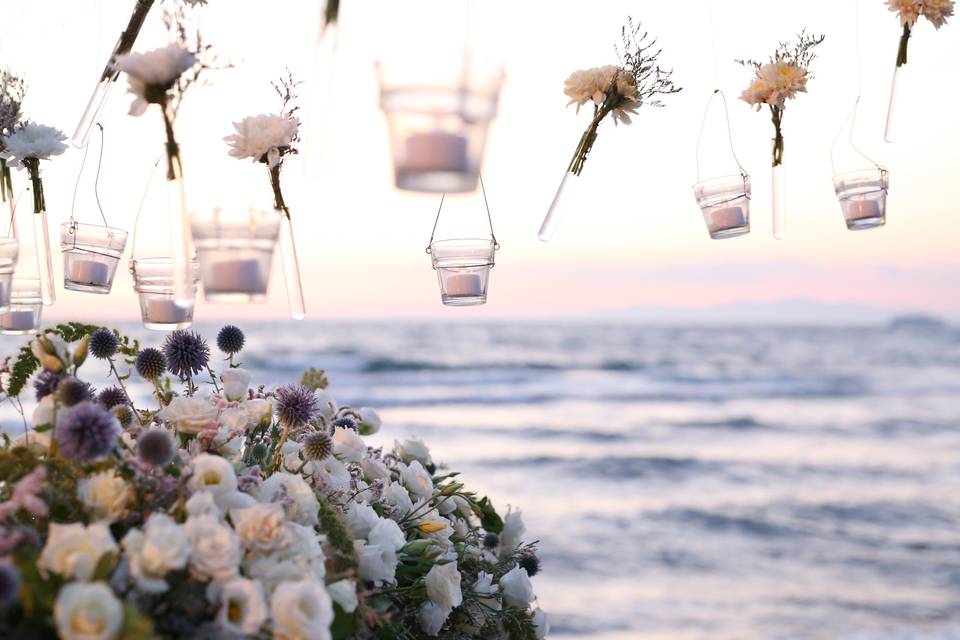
[426, 176, 499, 307]
[737, 29, 825, 240]
[61, 124, 128, 293]
[883, 0, 954, 142]
[692, 90, 751, 240]
[831, 99, 889, 230]
[221, 71, 306, 318]
[114, 6, 218, 310]
[538, 17, 681, 242]
[0, 69, 26, 314]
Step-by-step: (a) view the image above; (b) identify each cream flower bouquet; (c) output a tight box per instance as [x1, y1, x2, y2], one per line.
[0, 324, 548, 639]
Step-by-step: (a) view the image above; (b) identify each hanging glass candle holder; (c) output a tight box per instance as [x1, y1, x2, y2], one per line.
[60, 124, 129, 293]
[831, 98, 889, 231]
[130, 257, 200, 330]
[0, 278, 42, 335]
[425, 176, 499, 306]
[692, 91, 751, 240]
[0, 166, 19, 312]
[192, 208, 280, 302]
[376, 0, 503, 196]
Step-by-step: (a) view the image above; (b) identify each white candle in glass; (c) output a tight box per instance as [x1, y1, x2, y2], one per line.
[208, 259, 265, 293]
[2, 310, 38, 331]
[146, 297, 192, 324]
[444, 273, 483, 297]
[402, 132, 469, 173]
[709, 206, 746, 231]
[844, 199, 880, 221]
[68, 258, 111, 286]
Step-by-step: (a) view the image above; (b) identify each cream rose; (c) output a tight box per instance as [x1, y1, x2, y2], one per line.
[38, 522, 118, 581]
[160, 396, 219, 435]
[54, 582, 123, 640]
[220, 368, 251, 402]
[255, 471, 319, 527]
[215, 577, 268, 636]
[77, 470, 132, 522]
[231, 503, 291, 553]
[186, 514, 241, 582]
[270, 579, 334, 640]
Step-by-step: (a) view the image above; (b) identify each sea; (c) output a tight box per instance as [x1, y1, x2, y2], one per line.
[3, 321, 960, 640]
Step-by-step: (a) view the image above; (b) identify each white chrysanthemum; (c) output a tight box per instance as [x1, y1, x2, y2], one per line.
[3, 122, 67, 166]
[115, 43, 196, 116]
[922, 0, 955, 27]
[888, 0, 923, 26]
[255, 471, 319, 527]
[214, 577, 268, 636]
[224, 113, 299, 167]
[740, 61, 808, 110]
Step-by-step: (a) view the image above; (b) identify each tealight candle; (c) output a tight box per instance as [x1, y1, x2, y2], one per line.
[208, 259, 265, 294]
[146, 298, 192, 324]
[709, 206, 746, 231]
[1, 310, 37, 331]
[444, 273, 483, 297]
[67, 258, 111, 286]
[843, 199, 881, 221]
[402, 132, 469, 173]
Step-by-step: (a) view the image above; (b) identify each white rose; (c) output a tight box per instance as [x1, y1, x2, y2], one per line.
[499, 567, 535, 608]
[361, 457, 391, 482]
[401, 461, 434, 499]
[355, 541, 397, 584]
[533, 607, 550, 638]
[500, 506, 526, 554]
[218, 407, 250, 431]
[54, 582, 123, 640]
[312, 455, 352, 493]
[473, 571, 501, 611]
[382, 481, 414, 517]
[231, 503, 291, 552]
[38, 522, 118, 581]
[418, 601, 449, 636]
[185, 490, 220, 519]
[271, 579, 334, 640]
[326, 579, 358, 613]
[369, 518, 406, 551]
[344, 502, 380, 539]
[425, 561, 462, 612]
[32, 395, 55, 430]
[215, 577, 268, 636]
[220, 368, 251, 402]
[160, 396, 219, 435]
[357, 407, 382, 435]
[122, 513, 190, 593]
[187, 453, 238, 503]
[242, 525, 325, 594]
[186, 514, 241, 582]
[256, 472, 319, 526]
[332, 426, 367, 463]
[244, 398, 273, 429]
[77, 470, 132, 522]
[394, 436, 431, 465]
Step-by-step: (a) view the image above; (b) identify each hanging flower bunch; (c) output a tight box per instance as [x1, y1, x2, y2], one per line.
[561, 17, 681, 176]
[0, 324, 549, 639]
[224, 70, 301, 216]
[0, 69, 27, 206]
[887, 0, 953, 67]
[2, 122, 67, 215]
[738, 30, 825, 168]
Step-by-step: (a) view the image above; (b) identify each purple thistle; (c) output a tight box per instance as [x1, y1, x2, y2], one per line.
[54, 401, 120, 462]
[97, 386, 128, 410]
[274, 384, 319, 428]
[137, 429, 175, 468]
[33, 370, 64, 401]
[89, 328, 119, 360]
[162, 330, 210, 380]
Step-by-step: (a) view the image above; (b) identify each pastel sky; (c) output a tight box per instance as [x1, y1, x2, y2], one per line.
[1, 0, 958, 323]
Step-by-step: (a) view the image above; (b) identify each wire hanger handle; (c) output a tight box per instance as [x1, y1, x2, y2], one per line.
[69, 122, 110, 228]
[695, 89, 747, 184]
[128, 156, 162, 266]
[425, 174, 499, 253]
[830, 97, 885, 176]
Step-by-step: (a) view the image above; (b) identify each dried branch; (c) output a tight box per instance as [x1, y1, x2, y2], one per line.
[616, 16, 682, 108]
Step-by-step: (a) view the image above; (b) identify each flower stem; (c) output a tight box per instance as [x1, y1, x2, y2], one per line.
[0, 158, 11, 203]
[108, 358, 142, 425]
[896, 24, 911, 68]
[770, 106, 784, 168]
[269, 164, 289, 217]
[22, 158, 45, 214]
[100, 0, 155, 82]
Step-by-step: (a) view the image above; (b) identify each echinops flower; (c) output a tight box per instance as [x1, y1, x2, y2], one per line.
[216, 325, 245, 354]
[137, 429, 175, 467]
[163, 330, 210, 380]
[54, 376, 95, 407]
[135, 347, 167, 380]
[88, 328, 119, 360]
[54, 401, 120, 462]
[97, 386, 128, 410]
[274, 384, 319, 428]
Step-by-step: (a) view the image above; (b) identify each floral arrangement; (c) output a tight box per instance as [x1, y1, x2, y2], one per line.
[0, 69, 27, 206]
[223, 71, 307, 318]
[887, 0, 953, 68]
[560, 17, 680, 177]
[0, 324, 548, 639]
[738, 31, 825, 169]
[2, 122, 68, 216]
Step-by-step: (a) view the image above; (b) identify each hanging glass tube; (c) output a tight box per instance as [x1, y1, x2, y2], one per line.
[72, 0, 155, 147]
[268, 164, 305, 319]
[21, 159, 56, 304]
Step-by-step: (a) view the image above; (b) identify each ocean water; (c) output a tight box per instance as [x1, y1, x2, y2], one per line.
[3, 321, 960, 639]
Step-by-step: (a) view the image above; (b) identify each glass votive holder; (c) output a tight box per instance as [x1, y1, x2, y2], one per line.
[131, 258, 199, 331]
[191, 209, 281, 302]
[379, 66, 503, 193]
[0, 278, 42, 335]
[692, 174, 752, 239]
[429, 238, 496, 307]
[60, 222, 128, 294]
[833, 168, 888, 230]
[0, 237, 19, 313]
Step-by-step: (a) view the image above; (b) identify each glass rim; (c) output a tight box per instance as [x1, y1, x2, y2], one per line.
[692, 173, 751, 190]
[832, 167, 888, 180]
[429, 237, 495, 248]
[59, 221, 129, 237]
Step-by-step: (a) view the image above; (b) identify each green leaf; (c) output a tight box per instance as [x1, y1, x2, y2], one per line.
[330, 605, 357, 640]
[32, 422, 53, 433]
[91, 552, 118, 582]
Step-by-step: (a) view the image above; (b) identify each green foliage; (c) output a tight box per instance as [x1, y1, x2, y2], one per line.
[330, 604, 357, 640]
[318, 496, 357, 573]
[474, 496, 504, 534]
[0, 448, 86, 527]
[5, 343, 38, 399]
[300, 367, 329, 391]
